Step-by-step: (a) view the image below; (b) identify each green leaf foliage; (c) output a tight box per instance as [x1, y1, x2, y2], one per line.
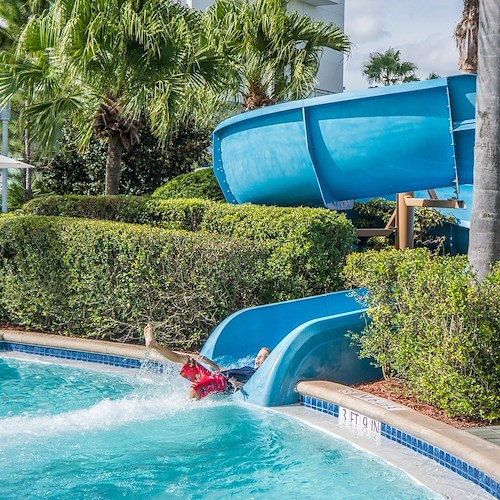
[343, 248, 500, 421]
[0, 0, 224, 194]
[152, 168, 225, 201]
[201, 203, 355, 299]
[38, 124, 211, 196]
[23, 195, 357, 298]
[203, 0, 350, 109]
[363, 48, 419, 86]
[0, 215, 273, 349]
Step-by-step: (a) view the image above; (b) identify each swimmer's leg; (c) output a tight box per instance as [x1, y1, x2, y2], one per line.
[144, 324, 191, 365]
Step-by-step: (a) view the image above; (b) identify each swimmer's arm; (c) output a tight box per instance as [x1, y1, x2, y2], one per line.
[194, 355, 220, 371]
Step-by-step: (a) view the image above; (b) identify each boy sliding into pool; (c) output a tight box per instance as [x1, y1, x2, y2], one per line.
[144, 324, 271, 400]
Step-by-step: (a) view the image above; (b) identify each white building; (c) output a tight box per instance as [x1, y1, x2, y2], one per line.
[289, 0, 345, 94]
[184, 0, 345, 94]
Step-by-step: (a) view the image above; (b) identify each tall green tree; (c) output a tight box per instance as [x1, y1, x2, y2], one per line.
[0, 0, 221, 194]
[0, 0, 49, 51]
[204, 0, 350, 111]
[363, 48, 419, 86]
[464, 0, 500, 280]
[0, 1, 50, 203]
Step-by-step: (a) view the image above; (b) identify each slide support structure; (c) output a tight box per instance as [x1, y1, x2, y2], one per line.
[396, 192, 415, 249]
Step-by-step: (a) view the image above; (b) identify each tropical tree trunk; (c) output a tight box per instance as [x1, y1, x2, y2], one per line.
[22, 121, 33, 202]
[455, 0, 479, 73]
[467, 0, 500, 281]
[243, 80, 276, 111]
[105, 134, 123, 195]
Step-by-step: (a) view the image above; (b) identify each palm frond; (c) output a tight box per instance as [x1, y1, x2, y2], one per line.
[22, 94, 86, 152]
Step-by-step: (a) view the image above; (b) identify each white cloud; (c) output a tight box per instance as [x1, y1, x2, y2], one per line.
[343, 0, 464, 91]
[348, 16, 389, 44]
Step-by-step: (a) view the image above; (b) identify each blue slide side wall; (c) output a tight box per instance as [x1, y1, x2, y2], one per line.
[200, 291, 382, 406]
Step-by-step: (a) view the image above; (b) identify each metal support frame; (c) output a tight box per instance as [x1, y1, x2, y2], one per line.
[1, 105, 10, 213]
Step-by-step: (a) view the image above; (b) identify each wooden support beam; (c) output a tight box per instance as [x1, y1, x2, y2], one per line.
[384, 210, 397, 230]
[356, 228, 396, 237]
[396, 192, 415, 249]
[404, 198, 466, 208]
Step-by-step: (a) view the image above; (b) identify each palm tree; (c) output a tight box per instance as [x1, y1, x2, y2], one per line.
[363, 48, 419, 86]
[203, 0, 350, 111]
[0, 0, 221, 194]
[455, 0, 479, 73]
[0, 1, 51, 203]
[0, 0, 49, 51]
[464, 0, 500, 280]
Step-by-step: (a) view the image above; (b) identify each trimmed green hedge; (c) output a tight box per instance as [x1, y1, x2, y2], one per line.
[0, 216, 272, 349]
[23, 195, 209, 230]
[343, 249, 500, 421]
[152, 168, 225, 201]
[201, 203, 355, 299]
[23, 195, 357, 298]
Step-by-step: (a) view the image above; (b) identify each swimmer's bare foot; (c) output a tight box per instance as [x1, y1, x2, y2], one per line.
[144, 323, 158, 349]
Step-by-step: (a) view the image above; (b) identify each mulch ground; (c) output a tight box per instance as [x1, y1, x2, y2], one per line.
[354, 378, 498, 429]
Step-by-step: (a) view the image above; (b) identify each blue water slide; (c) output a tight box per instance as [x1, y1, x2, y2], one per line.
[205, 75, 476, 406]
[213, 75, 476, 209]
[200, 291, 381, 406]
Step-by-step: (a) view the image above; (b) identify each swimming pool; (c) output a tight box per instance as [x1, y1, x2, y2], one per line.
[1, 355, 440, 499]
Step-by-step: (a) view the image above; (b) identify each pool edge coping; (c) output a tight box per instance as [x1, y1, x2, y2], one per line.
[296, 380, 500, 486]
[0, 329, 166, 363]
[269, 404, 491, 500]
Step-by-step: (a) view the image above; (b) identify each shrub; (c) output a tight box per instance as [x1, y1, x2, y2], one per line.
[200, 203, 356, 299]
[0, 216, 272, 349]
[23, 195, 210, 230]
[152, 168, 225, 201]
[343, 249, 500, 421]
[39, 123, 211, 196]
[23, 196, 357, 299]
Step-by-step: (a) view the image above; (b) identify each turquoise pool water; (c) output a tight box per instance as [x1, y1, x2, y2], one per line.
[0, 355, 438, 499]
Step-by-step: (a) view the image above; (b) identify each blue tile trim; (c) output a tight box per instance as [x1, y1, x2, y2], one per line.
[299, 394, 499, 499]
[0, 341, 161, 371]
[300, 394, 339, 417]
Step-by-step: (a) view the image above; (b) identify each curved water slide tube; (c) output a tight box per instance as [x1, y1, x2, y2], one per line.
[200, 291, 381, 406]
[203, 75, 476, 406]
[213, 75, 476, 209]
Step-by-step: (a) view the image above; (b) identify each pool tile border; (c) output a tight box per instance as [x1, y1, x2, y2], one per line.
[1, 341, 144, 369]
[299, 391, 499, 499]
[0, 331, 169, 373]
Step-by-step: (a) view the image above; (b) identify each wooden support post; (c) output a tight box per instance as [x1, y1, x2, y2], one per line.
[396, 192, 415, 249]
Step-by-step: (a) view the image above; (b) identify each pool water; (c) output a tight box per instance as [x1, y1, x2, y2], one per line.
[0, 357, 139, 418]
[0, 355, 438, 499]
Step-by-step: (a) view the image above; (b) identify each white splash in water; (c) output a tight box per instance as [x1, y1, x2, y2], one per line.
[0, 363, 231, 441]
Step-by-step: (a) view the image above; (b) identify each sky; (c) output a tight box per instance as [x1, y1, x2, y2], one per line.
[343, 0, 464, 91]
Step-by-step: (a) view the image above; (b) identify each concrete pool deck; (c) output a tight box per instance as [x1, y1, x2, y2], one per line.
[1, 328, 499, 498]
